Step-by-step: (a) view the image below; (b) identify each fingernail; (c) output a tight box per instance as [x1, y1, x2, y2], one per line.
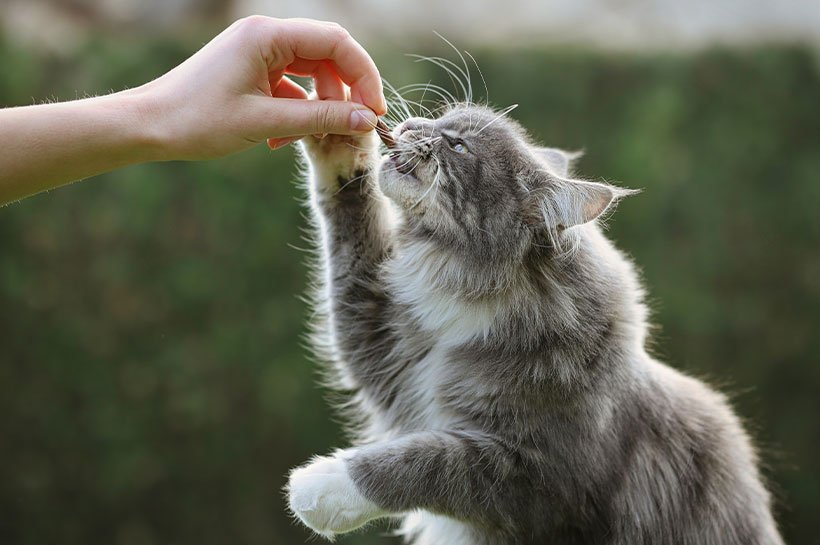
[350, 108, 377, 133]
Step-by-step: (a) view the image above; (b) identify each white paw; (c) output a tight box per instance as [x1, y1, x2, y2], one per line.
[287, 451, 385, 539]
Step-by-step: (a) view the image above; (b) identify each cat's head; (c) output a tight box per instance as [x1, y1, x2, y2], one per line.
[378, 105, 633, 262]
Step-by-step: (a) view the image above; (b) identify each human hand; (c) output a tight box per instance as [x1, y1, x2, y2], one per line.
[134, 16, 387, 160]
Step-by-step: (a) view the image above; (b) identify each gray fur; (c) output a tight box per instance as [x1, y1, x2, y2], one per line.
[288, 104, 783, 545]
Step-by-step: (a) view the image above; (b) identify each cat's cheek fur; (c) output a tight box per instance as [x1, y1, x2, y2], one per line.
[287, 451, 386, 538]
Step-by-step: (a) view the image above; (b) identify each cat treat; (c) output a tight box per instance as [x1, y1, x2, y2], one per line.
[375, 118, 395, 149]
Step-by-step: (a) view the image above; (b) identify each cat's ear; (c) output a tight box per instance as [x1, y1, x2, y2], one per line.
[533, 147, 583, 177]
[525, 178, 637, 230]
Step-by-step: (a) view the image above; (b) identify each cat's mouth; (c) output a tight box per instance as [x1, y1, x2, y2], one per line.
[391, 153, 418, 177]
[385, 122, 434, 180]
[377, 123, 439, 211]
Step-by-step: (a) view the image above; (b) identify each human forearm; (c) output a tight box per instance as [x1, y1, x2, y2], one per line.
[0, 17, 387, 207]
[0, 89, 164, 206]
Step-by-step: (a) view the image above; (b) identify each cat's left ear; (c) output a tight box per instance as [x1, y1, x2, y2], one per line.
[524, 178, 638, 230]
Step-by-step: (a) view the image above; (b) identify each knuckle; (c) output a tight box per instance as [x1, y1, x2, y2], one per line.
[236, 14, 282, 38]
[314, 105, 338, 133]
[239, 14, 268, 28]
[329, 23, 350, 42]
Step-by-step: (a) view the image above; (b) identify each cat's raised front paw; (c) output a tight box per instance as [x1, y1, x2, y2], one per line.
[287, 451, 385, 539]
[301, 132, 379, 196]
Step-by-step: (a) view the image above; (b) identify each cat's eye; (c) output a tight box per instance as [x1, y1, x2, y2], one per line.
[443, 134, 469, 154]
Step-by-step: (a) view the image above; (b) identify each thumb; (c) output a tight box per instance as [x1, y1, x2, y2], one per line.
[249, 96, 378, 139]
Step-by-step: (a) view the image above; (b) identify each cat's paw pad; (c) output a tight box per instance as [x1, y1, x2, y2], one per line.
[287, 452, 384, 538]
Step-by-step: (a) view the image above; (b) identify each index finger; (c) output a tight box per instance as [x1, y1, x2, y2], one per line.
[267, 18, 386, 115]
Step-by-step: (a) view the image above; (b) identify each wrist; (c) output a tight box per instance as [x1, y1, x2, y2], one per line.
[116, 84, 176, 163]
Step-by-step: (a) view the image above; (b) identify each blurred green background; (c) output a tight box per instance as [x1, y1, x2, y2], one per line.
[1, 18, 819, 545]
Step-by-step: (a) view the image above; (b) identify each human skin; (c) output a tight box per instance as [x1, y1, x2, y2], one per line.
[0, 16, 387, 206]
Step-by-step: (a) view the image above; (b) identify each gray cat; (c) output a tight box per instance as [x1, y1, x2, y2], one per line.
[286, 105, 784, 545]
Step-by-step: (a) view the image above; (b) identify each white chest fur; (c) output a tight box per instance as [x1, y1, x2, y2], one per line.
[403, 341, 456, 430]
[384, 241, 503, 431]
[387, 241, 501, 345]
[400, 511, 475, 545]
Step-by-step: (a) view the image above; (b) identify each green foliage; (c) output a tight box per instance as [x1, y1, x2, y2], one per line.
[1, 35, 818, 544]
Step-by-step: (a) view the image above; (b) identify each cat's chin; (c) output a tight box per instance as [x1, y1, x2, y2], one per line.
[378, 156, 429, 212]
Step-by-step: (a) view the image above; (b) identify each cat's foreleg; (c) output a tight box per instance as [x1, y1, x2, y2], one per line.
[301, 132, 398, 376]
[302, 130, 391, 273]
[288, 431, 518, 538]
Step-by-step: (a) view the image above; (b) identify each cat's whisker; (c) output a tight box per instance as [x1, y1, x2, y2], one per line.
[433, 31, 475, 104]
[414, 81, 435, 117]
[429, 158, 443, 204]
[398, 96, 455, 119]
[406, 55, 468, 104]
[344, 142, 378, 153]
[398, 97, 435, 119]
[476, 103, 520, 134]
[396, 83, 458, 110]
[388, 81, 437, 119]
[384, 150, 427, 174]
[383, 78, 415, 120]
[408, 161, 441, 210]
[397, 81, 458, 105]
[331, 171, 370, 197]
[409, 46, 472, 105]
[401, 154, 428, 173]
[389, 158, 419, 173]
[408, 136, 443, 146]
[382, 107, 407, 127]
[385, 77, 450, 122]
[464, 49, 489, 104]
[383, 78, 409, 107]
[403, 99, 453, 123]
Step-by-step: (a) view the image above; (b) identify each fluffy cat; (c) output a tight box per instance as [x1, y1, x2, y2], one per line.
[286, 105, 783, 545]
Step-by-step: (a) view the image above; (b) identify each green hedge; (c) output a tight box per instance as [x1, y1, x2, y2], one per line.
[1, 35, 818, 544]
